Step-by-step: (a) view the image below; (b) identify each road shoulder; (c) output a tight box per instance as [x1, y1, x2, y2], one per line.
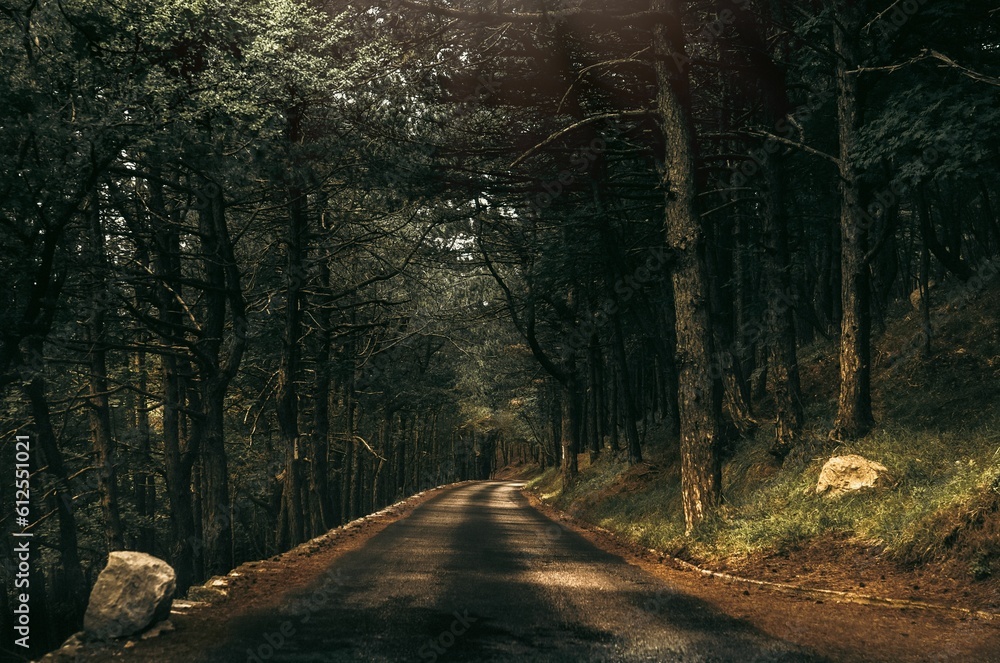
[58, 483, 472, 663]
[521, 485, 1000, 663]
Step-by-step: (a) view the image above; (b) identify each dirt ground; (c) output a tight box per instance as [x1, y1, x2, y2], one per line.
[525, 491, 1000, 663]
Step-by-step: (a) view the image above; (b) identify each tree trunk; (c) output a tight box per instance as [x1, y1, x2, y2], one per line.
[706, 211, 758, 439]
[85, 198, 125, 551]
[150, 178, 198, 592]
[550, 381, 562, 469]
[350, 431, 363, 521]
[919, 242, 933, 357]
[196, 184, 245, 577]
[277, 108, 308, 547]
[831, 1, 876, 440]
[396, 413, 407, 498]
[608, 364, 621, 454]
[162, 380, 195, 595]
[611, 318, 643, 464]
[652, 0, 722, 533]
[21, 340, 87, 628]
[763, 154, 805, 460]
[131, 342, 156, 553]
[560, 378, 580, 483]
[310, 258, 334, 533]
[587, 337, 602, 462]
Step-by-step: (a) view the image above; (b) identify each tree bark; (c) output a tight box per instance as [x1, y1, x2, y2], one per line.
[196, 184, 246, 577]
[587, 337, 603, 462]
[652, 0, 722, 533]
[131, 341, 156, 553]
[310, 256, 334, 533]
[920, 241, 933, 357]
[831, 1, 876, 440]
[550, 381, 562, 469]
[560, 377, 580, 483]
[150, 178, 198, 592]
[611, 317, 643, 464]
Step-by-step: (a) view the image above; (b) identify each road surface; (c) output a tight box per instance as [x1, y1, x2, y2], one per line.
[204, 481, 820, 662]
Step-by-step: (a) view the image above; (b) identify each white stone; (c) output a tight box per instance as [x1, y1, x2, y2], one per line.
[816, 454, 892, 498]
[83, 552, 176, 640]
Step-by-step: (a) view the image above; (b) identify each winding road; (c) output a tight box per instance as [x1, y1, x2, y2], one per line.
[206, 481, 821, 662]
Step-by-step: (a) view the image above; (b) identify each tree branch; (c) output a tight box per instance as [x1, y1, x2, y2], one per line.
[510, 110, 650, 169]
[745, 129, 842, 166]
[850, 49, 1000, 87]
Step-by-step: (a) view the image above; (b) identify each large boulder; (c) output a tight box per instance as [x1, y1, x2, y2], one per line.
[83, 552, 176, 640]
[816, 454, 892, 498]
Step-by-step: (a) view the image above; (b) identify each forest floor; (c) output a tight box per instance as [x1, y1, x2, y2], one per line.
[57, 482, 1000, 662]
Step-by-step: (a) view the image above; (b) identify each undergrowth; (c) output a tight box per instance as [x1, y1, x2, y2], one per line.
[526, 279, 1000, 580]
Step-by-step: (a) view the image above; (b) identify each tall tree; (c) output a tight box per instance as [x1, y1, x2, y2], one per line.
[830, 0, 876, 440]
[651, 0, 722, 531]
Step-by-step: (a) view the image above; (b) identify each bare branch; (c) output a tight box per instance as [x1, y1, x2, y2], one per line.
[851, 49, 1000, 87]
[556, 48, 651, 114]
[745, 130, 842, 166]
[509, 110, 649, 169]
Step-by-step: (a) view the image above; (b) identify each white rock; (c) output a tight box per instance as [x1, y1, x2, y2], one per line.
[816, 454, 892, 498]
[83, 552, 176, 640]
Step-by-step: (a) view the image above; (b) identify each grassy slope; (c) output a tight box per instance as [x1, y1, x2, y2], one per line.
[528, 272, 1000, 583]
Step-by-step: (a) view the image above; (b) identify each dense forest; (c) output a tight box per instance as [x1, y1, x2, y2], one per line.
[2, 0, 998, 655]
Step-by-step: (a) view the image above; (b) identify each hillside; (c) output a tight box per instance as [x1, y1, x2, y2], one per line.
[525, 271, 1000, 611]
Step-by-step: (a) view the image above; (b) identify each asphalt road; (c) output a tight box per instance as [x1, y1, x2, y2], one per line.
[208, 481, 824, 662]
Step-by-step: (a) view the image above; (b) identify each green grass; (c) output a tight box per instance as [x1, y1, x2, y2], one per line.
[711, 423, 1000, 560]
[531, 420, 1000, 576]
